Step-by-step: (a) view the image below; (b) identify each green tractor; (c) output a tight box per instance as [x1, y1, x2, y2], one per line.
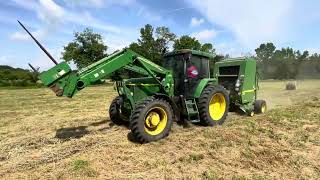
[19, 21, 266, 143]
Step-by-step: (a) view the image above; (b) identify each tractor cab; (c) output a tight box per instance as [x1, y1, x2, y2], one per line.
[162, 49, 214, 97]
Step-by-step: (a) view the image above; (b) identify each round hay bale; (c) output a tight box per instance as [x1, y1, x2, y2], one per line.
[285, 81, 297, 90]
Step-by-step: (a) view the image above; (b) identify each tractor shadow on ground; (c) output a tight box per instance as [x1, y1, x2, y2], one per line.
[55, 126, 89, 140]
[55, 119, 114, 140]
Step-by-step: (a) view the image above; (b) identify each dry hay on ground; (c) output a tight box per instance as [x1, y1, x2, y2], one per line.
[0, 80, 320, 179]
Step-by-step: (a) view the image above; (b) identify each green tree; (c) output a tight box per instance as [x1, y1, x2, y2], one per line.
[255, 42, 320, 79]
[0, 65, 38, 87]
[309, 53, 320, 75]
[255, 43, 276, 61]
[129, 24, 176, 65]
[62, 28, 107, 68]
[155, 26, 176, 53]
[173, 35, 201, 50]
[201, 43, 215, 53]
[255, 43, 276, 79]
[173, 36, 215, 54]
[266, 47, 309, 79]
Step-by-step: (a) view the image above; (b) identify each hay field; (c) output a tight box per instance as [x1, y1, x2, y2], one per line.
[0, 80, 319, 179]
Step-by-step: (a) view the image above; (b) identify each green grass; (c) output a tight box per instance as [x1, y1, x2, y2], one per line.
[178, 153, 205, 163]
[71, 159, 97, 177]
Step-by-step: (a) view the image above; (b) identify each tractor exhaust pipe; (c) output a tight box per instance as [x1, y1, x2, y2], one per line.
[17, 20, 58, 65]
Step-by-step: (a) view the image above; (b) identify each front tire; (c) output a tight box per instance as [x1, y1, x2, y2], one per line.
[109, 96, 127, 125]
[198, 85, 229, 126]
[130, 97, 173, 143]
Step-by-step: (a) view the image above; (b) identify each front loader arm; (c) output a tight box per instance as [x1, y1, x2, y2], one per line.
[17, 21, 173, 98]
[39, 49, 173, 98]
[77, 49, 139, 89]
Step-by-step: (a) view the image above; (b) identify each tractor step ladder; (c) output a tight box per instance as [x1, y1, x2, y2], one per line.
[184, 99, 200, 123]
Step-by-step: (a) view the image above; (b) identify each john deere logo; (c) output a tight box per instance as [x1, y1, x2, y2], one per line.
[191, 69, 198, 76]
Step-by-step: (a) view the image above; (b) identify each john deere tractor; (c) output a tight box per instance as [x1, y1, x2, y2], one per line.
[19, 21, 266, 143]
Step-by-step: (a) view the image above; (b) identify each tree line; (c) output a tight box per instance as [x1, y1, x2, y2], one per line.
[62, 24, 320, 80]
[0, 65, 39, 87]
[255, 43, 320, 79]
[62, 24, 217, 68]
[1, 24, 320, 87]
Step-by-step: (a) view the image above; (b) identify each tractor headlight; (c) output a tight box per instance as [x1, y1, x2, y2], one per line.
[235, 79, 241, 91]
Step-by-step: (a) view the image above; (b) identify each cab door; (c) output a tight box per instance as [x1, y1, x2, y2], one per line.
[186, 55, 210, 98]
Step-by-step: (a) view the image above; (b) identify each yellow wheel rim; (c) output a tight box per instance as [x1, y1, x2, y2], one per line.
[144, 107, 167, 135]
[209, 93, 226, 121]
[261, 104, 266, 113]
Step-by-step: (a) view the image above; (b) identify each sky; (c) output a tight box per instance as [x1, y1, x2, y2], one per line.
[1, 0, 320, 70]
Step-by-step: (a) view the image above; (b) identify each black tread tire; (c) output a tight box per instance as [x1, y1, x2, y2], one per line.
[198, 85, 229, 126]
[130, 97, 173, 143]
[109, 96, 126, 125]
[254, 100, 267, 114]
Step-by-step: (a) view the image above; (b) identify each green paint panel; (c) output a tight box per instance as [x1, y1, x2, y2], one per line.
[213, 57, 258, 113]
[193, 78, 217, 98]
[124, 77, 161, 103]
[240, 60, 257, 104]
[39, 62, 72, 86]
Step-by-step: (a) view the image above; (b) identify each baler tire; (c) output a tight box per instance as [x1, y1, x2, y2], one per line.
[109, 96, 126, 125]
[254, 100, 267, 114]
[197, 85, 229, 126]
[130, 97, 173, 143]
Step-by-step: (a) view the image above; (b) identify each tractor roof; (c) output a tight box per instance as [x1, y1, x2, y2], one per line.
[164, 49, 215, 59]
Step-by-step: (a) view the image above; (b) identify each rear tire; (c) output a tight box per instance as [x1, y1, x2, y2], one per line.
[254, 100, 267, 114]
[109, 96, 127, 125]
[198, 85, 229, 126]
[130, 97, 173, 143]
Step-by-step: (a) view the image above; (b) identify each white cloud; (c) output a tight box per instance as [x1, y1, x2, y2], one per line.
[65, 11, 123, 34]
[63, 0, 162, 24]
[10, 0, 38, 11]
[102, 33, 137, 53]
[0, 56, 11, 65]
[137, 6, 162, 22]
[0, 55, 24, 68]
[190, 17, 204, 27]
[10, 29, 48, 41]
[38, 0, 64, 23]
[212, 41, 252, 57]
[186, 0, 293, 48]
[191, 29, 217, 41]
[10, 0, 135, 41]
[64, 0, 136, 8]
[10, 0, 64, 41]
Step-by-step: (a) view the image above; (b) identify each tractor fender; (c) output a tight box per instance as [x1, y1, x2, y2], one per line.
[193, 78, 217, 98]
[154, 93, 180, 122]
